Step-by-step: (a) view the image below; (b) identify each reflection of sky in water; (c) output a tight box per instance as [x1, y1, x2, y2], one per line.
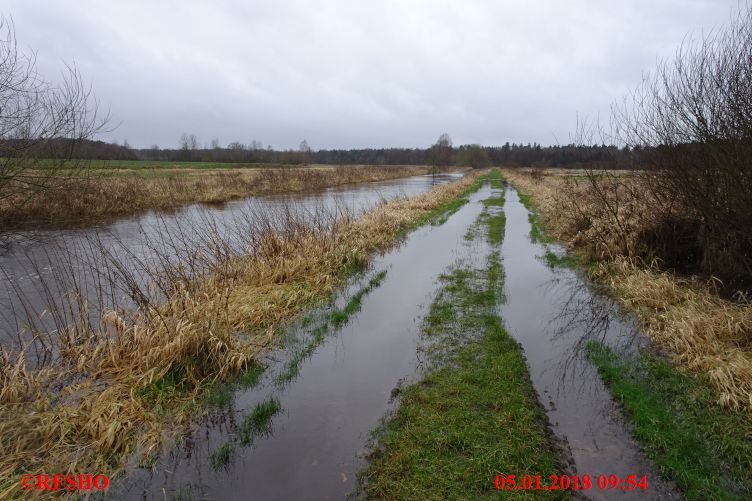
[105, 183, 678, 501]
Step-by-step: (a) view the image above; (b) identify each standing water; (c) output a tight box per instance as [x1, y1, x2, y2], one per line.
[499, 186, 680, 500]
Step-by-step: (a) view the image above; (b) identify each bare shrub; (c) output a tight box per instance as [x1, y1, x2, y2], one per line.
[0, 16, 107, 204]
[609, 4, 752, 286]
[528, 168, 544, 183]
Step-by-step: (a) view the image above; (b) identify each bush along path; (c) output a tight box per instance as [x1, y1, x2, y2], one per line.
[361, 175, 568, 500]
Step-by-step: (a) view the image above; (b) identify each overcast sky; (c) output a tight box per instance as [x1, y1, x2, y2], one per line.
[1, 0, 743, 149]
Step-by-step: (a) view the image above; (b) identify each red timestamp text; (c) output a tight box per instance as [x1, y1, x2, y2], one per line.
[494, 473, 648, 492]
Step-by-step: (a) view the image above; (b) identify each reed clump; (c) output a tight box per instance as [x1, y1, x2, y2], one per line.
[0, 171, 482, 498]
[503, 168, 752, 415]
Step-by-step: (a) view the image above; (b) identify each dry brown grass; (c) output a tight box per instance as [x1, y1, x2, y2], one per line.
[0, 165, 449, 231]
[592, 257, 752, 412]
[503, 168, 752, 414]
[0, 171, 482, 498]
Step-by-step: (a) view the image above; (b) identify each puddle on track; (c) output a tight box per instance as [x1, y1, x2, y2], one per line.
[499, 186, 681, 500]
[106, 184, 491, 500]
[106, 181, 681, 501]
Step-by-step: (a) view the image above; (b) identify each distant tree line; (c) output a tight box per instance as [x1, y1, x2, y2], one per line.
[6, 133, 636, 169]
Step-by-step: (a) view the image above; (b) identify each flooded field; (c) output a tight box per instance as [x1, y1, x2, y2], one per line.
[98, 178, 678, 500]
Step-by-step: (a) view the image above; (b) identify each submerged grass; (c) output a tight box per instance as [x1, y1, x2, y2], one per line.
[517, 191, 554, 244]
[275, 269, 388, 387]
[542, 250, 578, 269]
[238, 397, 282, 446]
[205, 363, 265, 408]
[362, 186, 565, 500]
[208, 442, 236, 470]
[209, 396, 282, 471]
[586, 342, 752, 500]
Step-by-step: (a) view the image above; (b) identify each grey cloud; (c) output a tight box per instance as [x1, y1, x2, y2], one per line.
[1, 0, 741, 148]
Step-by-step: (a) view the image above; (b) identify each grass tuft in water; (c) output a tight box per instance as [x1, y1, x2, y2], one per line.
[542, 249, 577, 269]
[209, 442, 236, 470]
[330, 270, 387, 328]
[205, 363, 265, 408]
[586, 341, 752, 501]
[238, 397, 282, 446]
[517, 191, 554, 244]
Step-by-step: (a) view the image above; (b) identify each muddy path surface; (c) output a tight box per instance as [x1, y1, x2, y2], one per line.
[104, 181, 679, 500]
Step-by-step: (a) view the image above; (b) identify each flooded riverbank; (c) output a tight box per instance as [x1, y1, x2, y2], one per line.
[0, 172, 464, 351]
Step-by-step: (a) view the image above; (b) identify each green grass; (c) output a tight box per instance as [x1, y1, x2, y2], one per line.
[475, 173, 506, 245]
[542, 250, 577, 269]
[238, 397, 282, 446]
[363, 190, 565, 500]
[586, 342, 752, 501]
[274, 270, 388, 387]
[330, 270, 387, 327]
[484, 208, 506, 246]
[417, 170, 493, 229]
[209, 442, 236, 470]
[517, 191, 555, 244]
[207, 396, 282, 472]
[205, 363, 265, 408]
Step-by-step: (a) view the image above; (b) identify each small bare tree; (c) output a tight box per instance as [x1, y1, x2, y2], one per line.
[428, 133, 453, 175]
[299, 139, 312, 165]
[0, 16, 107, 203]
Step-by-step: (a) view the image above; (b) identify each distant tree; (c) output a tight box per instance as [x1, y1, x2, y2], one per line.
[179, 133, 198, 151]
[428, 133, 453, 174]
[299, 139, 312, 165]
[226, 141, 245, 162]
[458, 144, 490, 168]
[178, 133, 199, 160]
[210, 138, 220, 150]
